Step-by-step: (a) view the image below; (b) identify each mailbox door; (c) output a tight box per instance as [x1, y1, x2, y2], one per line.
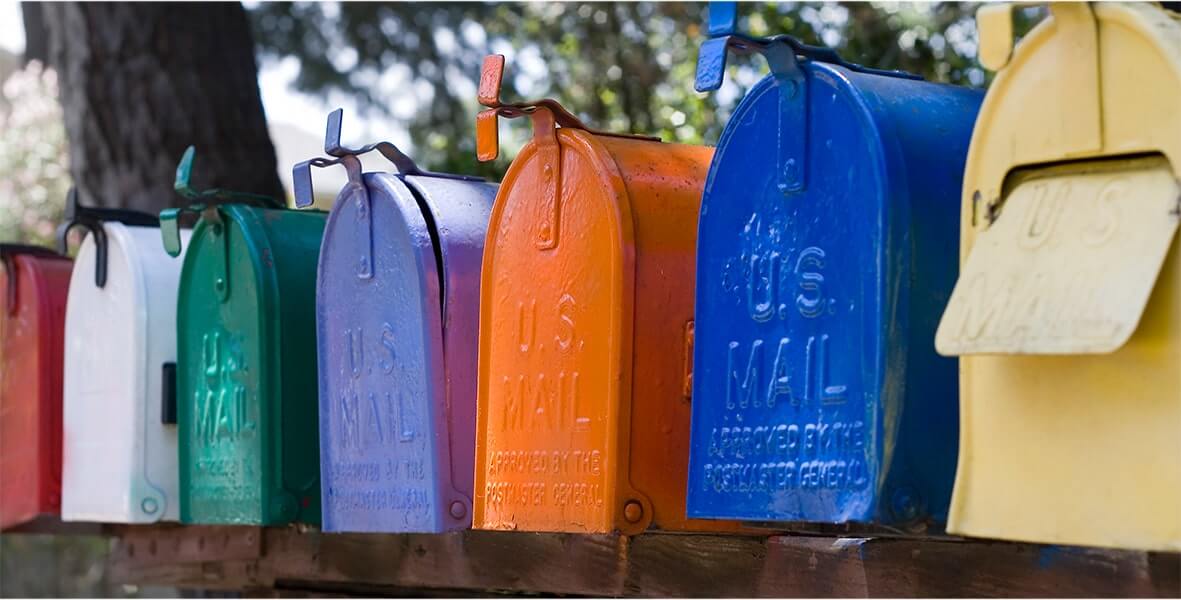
[688, 63, 978, 524]
[62, 224, 186, 523]
[475, 130, 634, 533]
[690, 70, 885, 524]
[318, 174, 450, 533]
[178, 208, 271, 524]
[940, 3, 1181, 550]
[0, 252, 71, 529]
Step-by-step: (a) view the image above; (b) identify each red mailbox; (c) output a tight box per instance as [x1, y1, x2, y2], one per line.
[0, 244, 72, 530]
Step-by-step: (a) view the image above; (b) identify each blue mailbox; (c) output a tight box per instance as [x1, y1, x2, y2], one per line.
[295, 110, 495, 533]
[686, 4, 983, 527]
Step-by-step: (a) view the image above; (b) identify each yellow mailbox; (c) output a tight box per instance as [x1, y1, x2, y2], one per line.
[936, 2, 1181, 551]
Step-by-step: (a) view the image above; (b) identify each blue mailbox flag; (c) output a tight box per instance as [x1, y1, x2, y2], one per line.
[295, 110, 495, 533]
[687, 4, 983, 526]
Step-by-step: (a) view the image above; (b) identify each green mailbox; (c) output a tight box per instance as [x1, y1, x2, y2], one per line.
[162, 148, 326, 525]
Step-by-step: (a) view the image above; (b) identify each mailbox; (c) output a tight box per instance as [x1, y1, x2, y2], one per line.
[58, 190, 188, 523]
[472, 55, 740, 535]
[686, 3, 983, 527]
[936, 3, 1181, 550]
[0, 243, 71, 530]
[294, 110, 495, 533]
[162, 147, 326, 525]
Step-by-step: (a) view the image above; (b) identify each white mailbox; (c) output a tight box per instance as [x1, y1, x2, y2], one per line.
[59, 191, 189, 523]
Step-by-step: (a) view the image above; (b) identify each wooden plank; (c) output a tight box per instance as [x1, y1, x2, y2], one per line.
[625, 533, 766, 597]
[105, 526, 1180, 597]
[759, 536, 1181, 598]
[265, 529, 626, 596]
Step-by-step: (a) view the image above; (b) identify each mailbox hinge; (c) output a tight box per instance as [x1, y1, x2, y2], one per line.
[292, 108, 483, 278]
[695, 1, 922, 195]
[476, 54, 660, 250]
[55, 188, 159, 288]
[161, 146, 283, 302]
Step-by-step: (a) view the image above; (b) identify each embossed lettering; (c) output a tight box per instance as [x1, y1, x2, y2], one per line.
[795, 247, 827, 318]
[726, 340, 763, 410]
[379, 323, 396, 374]
[556, 293, 576, 350]
[346, 328, 364, 378]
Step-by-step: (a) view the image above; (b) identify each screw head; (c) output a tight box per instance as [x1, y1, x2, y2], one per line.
[623, 500, 644, 523]
[449, 501, 467, 520]
[890, 486, 920, 522]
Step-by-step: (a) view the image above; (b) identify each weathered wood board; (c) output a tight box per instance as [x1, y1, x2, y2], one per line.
[102, 525, 1180, 597]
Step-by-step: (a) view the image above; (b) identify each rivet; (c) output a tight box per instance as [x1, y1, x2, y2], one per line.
[623, 500, 643, 523]
[212, 223, 223, 236]
[449, 501, 467, 520]
[215, 278, 226, 291]
[891, 486, 920, 522]
[539, 222, 551, 237]
[141, 498, 159, 514]
[543, 164, 553, 180]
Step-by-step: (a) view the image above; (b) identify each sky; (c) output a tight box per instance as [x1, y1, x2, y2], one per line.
[0, 0, 397, 197]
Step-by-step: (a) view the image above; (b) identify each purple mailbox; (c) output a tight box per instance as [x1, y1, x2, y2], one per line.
[295, 109, 495, 532]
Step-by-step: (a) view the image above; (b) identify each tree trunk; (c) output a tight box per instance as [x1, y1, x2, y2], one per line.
[37, 2, 283, 212]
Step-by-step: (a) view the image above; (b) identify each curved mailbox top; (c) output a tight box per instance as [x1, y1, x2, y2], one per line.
[472, 55, 739, 535]
[687, 4, 983, 527]
[937, 3, 1181, 551]
[304, 110, 495, 532]
[61, 219, 188, 524]
[0, 243, 72, 530]
[172, 194, 326, 525]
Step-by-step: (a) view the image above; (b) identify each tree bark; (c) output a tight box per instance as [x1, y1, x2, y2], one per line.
[20, 2, 48, 66]
[39, 2, 283, 212]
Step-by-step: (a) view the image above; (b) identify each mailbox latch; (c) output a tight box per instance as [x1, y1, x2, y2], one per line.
[1, 243, 64, 316]
[161, 146, 283, 301]
[476, 54, 659, 250]
[56, 188, 159, 289]
[293, 108, 482, 279]
[695, 1, 921, 196]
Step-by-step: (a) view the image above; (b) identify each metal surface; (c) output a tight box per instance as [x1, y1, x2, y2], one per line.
[167, 151, 326, 526]
[687, 4, 983, 526]
[60, 220, 188, 524]
[0, 244, 72, 530]
[937, 157, 1179, 354]
[939, 2, 1181, 551]
[299, 109, 495, 533]
[472, 55, 740, 535]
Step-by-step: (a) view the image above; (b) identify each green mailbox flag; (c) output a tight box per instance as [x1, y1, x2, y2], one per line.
[164, 147, 326, 525]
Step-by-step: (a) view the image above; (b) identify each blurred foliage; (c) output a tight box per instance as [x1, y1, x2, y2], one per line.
[0, 60, 70, 246]
[248, 2, 1046, 177]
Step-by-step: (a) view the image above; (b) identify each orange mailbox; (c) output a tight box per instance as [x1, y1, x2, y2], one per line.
[473, 55, 730, 534]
